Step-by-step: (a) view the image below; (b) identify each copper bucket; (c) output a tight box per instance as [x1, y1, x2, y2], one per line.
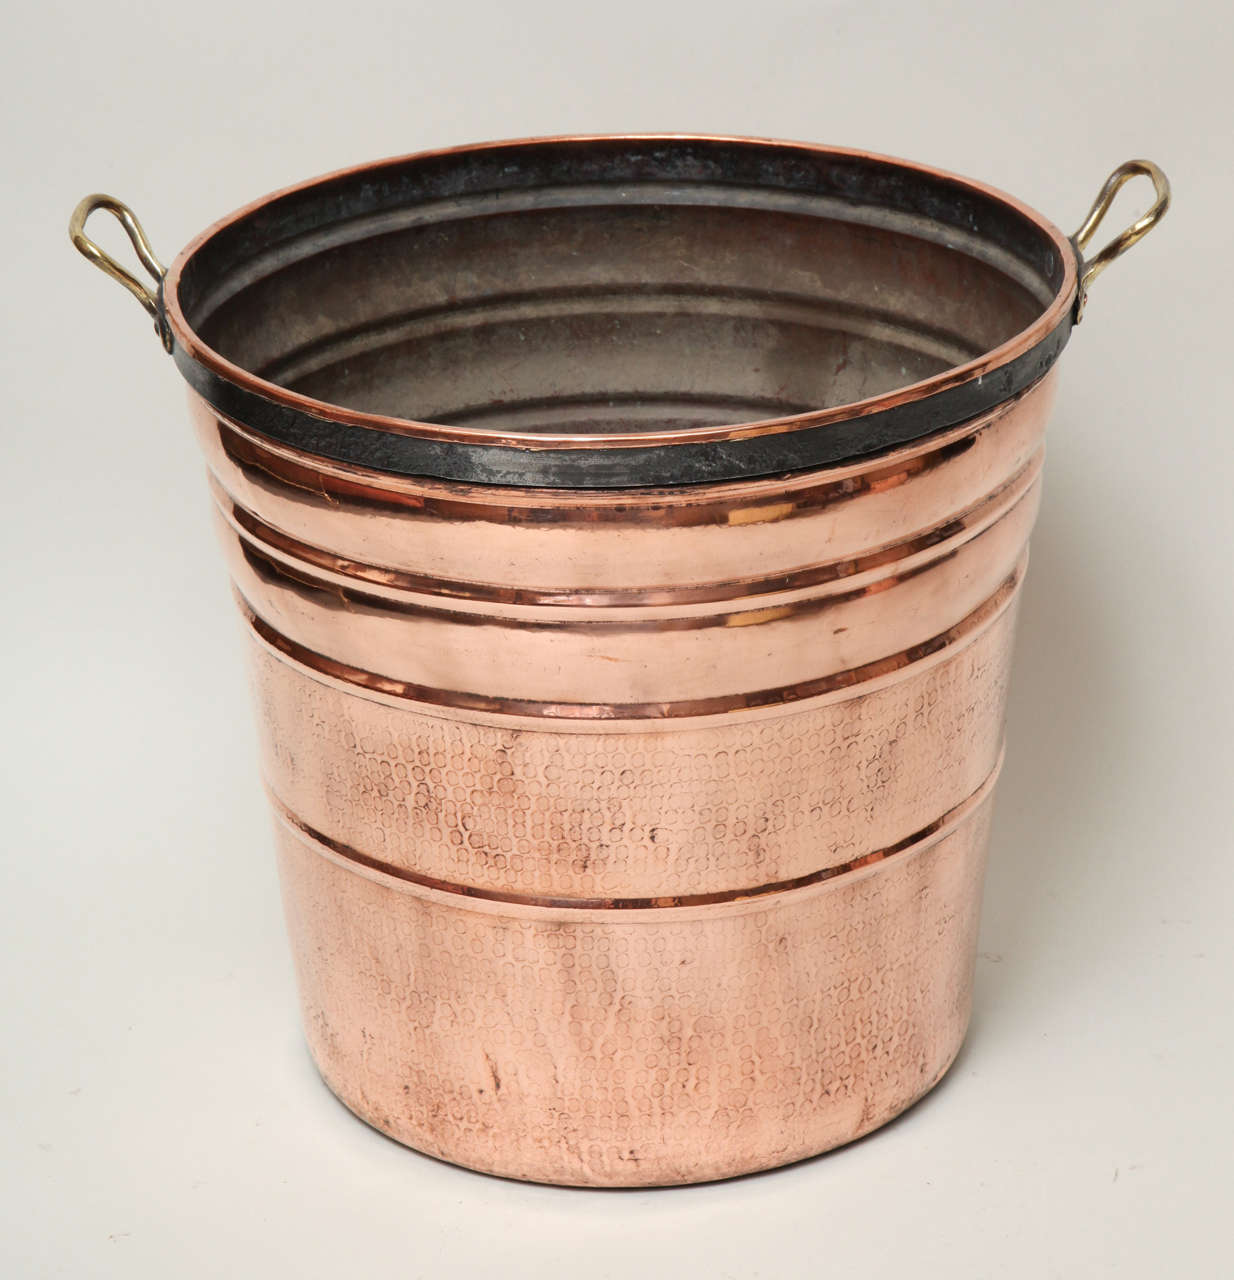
[70, 136, 1168, 1186]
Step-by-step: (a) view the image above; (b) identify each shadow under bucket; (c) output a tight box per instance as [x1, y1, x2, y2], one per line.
[71, 136, 1168, 1185]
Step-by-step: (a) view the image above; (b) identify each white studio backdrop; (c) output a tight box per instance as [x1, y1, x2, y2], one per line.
[4, 1, 1231, 1276]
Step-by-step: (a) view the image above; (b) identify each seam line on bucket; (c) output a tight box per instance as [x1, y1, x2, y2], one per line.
[235, 564, 1022, 720]
[235, 537, 972, 633]
[268, 758, 1001, 912]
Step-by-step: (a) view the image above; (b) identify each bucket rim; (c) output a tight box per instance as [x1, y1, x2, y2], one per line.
[162, 133, 1078, 489]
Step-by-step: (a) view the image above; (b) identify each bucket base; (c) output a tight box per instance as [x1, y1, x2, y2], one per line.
[311, 1038, 967, 1187]
[274, 797, 989, 1188]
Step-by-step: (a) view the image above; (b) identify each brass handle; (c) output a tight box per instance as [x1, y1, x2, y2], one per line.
[69, 194, 173, 351]
[1071, 160, 1170, 321]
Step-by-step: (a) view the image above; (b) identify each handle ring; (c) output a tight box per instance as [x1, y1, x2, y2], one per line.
[1071, 160, 1170, 322]
[69, 195, 173, 352]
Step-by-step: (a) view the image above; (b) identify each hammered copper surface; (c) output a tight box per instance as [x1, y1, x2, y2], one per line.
[249, 605, 1015, 902]
[275, 785, 994, 1186]
[187, 365, 1056, 1182]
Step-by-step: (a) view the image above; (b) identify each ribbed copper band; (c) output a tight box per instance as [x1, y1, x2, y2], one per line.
[212, 449, 1039, 610]
[235, 564, 1022, 721]
[238, 538, 964, 633]
[268, 756, 1000, 912]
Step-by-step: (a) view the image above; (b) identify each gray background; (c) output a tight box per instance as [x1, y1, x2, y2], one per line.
[5, 1, 1231, 1275]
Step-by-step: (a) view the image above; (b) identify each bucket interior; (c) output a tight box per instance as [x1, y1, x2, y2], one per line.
[176, 139, 1068, 437]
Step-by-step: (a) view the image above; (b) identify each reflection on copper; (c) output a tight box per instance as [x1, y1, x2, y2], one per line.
[236, 566, 1022, 720]
[211, 448, 1040, 608]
